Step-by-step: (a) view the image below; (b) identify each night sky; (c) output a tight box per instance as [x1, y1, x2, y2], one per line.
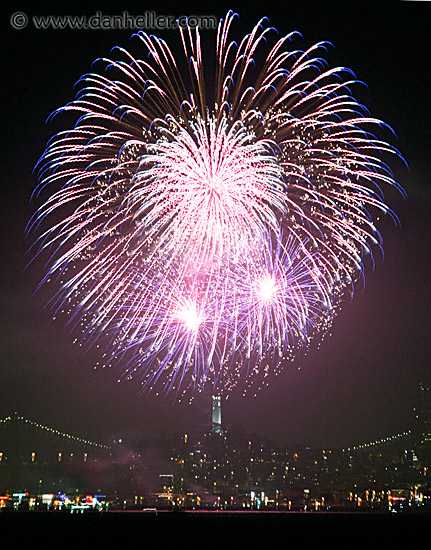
[1, 1, 430, 451]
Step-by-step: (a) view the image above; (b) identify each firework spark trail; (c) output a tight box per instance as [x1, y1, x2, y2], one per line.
[29, 11, 405, 397]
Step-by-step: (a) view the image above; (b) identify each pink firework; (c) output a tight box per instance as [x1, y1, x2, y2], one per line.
[29, 11, 404, 397]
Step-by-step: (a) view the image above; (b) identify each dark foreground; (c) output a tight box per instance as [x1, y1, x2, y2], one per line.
[1, 509, 429, 544]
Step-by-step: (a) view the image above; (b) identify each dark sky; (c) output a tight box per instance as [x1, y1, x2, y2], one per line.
[1, 1, 430, 450]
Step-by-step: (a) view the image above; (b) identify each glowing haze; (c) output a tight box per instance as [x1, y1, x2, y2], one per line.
[29, 11, 404, 399]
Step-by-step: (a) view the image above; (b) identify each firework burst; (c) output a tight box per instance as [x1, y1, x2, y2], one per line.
[29, 11, 404, 397]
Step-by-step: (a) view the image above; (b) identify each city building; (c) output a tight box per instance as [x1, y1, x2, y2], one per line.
[1, 389, 431, 511]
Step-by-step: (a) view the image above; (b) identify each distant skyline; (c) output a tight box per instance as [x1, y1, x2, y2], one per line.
[1, 1, 430, 450]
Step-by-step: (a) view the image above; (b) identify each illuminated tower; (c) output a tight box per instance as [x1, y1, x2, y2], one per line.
[211, 395, 222, 434]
